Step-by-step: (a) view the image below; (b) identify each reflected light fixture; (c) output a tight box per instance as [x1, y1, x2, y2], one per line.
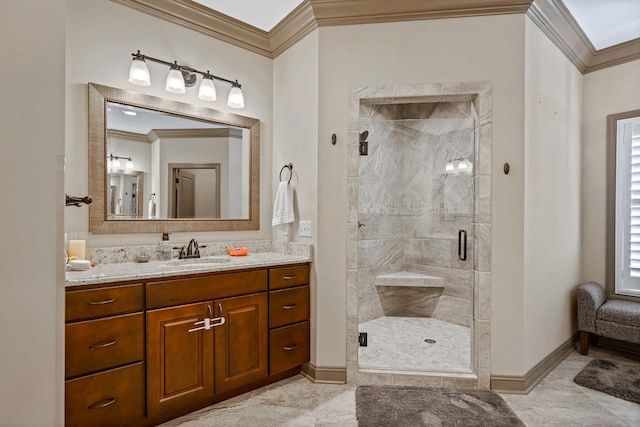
[109, 154, 133, 170]
[444, 158, 473, 174]
[128, 50, 245, 109]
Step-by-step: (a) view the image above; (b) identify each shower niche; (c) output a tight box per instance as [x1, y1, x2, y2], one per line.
[347, 82, 492, 387]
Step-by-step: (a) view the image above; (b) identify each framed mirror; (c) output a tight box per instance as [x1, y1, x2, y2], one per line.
[88, 83, 260, 234]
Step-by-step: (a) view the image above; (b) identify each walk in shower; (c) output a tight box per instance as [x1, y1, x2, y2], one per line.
[346, 82, 492, 387]
[357, 99, 476, 374]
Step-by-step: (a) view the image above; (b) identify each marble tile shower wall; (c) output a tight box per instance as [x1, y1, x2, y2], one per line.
[358, 102, 475, 327]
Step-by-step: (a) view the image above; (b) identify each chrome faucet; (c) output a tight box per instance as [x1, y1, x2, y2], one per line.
[179, 238, 200, 259]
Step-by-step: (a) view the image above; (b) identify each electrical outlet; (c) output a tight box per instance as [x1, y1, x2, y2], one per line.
[282, 227, 288, 236]
[298, 220, 312, 237]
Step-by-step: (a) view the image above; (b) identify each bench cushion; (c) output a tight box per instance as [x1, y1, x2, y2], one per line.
[597, 300, 640, 328]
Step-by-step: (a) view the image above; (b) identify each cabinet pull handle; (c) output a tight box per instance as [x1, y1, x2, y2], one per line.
[283, 275, 297, 280]
[88, 397, 117, 409]
[218, 303, 223, 316]
[283, 304, 298, 309]
[89, 340, 118, 349]
[283, 344, 298, 351]
[207, 305, 213, 318]
[87, 298, 116, 305]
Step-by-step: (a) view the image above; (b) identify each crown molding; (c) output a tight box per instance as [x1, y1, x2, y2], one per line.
[107, 129, 150, 143]
[270, 1, 318, 58]
[528, 0, 640, 73]
[308, 0, 533, 26]
[111, 0, 272, 57]
[112, 0, 640, 72]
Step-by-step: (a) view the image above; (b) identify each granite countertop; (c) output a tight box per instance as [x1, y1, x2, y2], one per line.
[65, 252, 311, 288]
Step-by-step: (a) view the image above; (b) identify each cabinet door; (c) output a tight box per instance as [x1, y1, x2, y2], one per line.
[146, 302, 214, 418]
[214, 293, 268, 394]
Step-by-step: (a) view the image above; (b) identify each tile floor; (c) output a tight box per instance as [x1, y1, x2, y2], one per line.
[358, 316, 471, 373]
[160, 345, 640, 427]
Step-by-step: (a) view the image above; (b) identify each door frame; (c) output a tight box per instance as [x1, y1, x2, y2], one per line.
[168, 163, 221, 219]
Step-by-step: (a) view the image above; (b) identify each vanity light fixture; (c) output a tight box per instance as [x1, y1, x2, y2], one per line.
[109, 154, 134, 170]
[128, 50, 244, 109]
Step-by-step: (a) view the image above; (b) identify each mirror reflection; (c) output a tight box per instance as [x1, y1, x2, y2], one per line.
[106, 102, 250, 220]
[88, 83, 260, 234]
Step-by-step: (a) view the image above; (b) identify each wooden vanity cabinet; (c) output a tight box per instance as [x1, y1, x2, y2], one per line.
[146, 301, 214, 418]
[268, 265, 311, 374]
[214, 292, 268, 393]
[65, 283, 144, 427]
[66, 263, 310, 427]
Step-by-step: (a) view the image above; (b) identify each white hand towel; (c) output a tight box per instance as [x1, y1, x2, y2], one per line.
[272, 181, 294, 231]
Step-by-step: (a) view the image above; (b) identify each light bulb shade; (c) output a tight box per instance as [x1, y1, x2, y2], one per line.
[445, 161, 454, 172]
[128, 59, 151, 86]
[165, 68, 186, 94]
[458, 159, 473, 172]
[227, 83, 244, 109]
[198, 77, 217, 101]
[111, 158, 121, 168]
[125, 159, 134, 169]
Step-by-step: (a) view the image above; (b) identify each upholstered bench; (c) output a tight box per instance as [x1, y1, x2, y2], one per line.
[577, 282, 640, 355]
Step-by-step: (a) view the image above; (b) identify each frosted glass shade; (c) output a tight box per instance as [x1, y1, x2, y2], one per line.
[128, 59, 151, 86]
[198, 77, 217, 101]
[165, 68, 186, 94]
[227, 85, 244, 109]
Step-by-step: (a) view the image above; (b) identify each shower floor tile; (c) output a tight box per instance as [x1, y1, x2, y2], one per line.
[358, 316, 471, 373]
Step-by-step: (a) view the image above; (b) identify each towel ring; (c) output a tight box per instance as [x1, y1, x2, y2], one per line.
[279, 163, 293, 183]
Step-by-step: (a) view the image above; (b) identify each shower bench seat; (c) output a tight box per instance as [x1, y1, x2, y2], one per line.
[375, 271, 444, 288]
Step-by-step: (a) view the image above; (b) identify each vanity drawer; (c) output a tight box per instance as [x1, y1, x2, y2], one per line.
[65, 312, 144, 378]
[269, 285, 310, 328]
[66, 284, 144, 322]
[65, 362, 144, 427]
[147, 269, 268, 308]
[269, 265, 310, 290]
[269, 321, 310, 374]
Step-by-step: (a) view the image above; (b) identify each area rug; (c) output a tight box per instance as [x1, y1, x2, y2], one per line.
[573, 359, 640, 404]
[355, 385, 525, 426]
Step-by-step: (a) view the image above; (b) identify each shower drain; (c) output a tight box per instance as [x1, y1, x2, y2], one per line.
[424, 339, 436, 344]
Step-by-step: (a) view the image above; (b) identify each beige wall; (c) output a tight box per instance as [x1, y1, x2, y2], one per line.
[315, 15, 527, 372]
[582, 59, 640, 284]
[272, 30, 320, 364]
[0, 1, 66, 425]
[523, 19, 583, 369]
[65, 0, 274, 247]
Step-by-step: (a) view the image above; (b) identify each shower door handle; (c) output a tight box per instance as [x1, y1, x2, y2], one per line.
[458, 229, 468, 261]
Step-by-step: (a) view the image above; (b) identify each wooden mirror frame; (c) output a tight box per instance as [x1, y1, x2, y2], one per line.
[88, 83, 260, 234]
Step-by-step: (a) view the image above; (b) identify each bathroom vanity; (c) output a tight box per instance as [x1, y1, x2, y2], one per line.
[64, 253, 310, 427]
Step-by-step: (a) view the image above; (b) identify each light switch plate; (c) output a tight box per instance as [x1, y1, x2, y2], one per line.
[299, 220, 312, 237]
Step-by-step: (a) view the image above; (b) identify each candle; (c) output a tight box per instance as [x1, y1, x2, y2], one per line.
[68, 240, 86, 260]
